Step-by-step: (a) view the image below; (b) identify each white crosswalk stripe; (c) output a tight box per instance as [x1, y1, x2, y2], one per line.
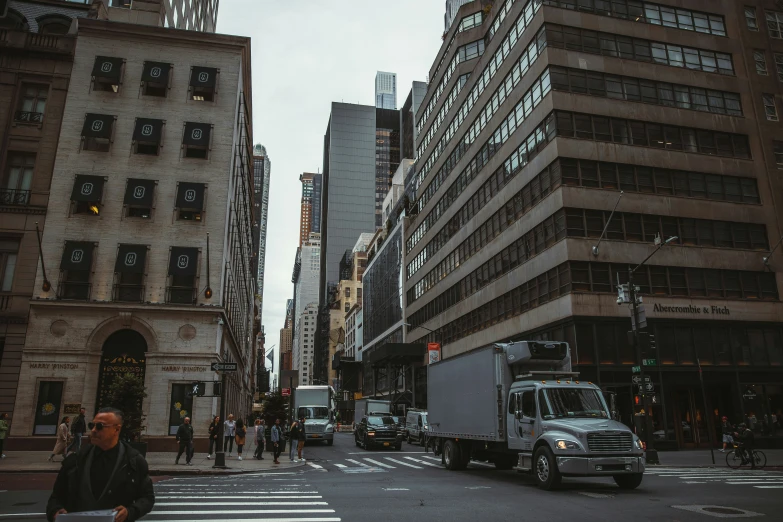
[148, 476, 341, 521]
[310, 454, 501, 474]
[645, 467, 783, 489]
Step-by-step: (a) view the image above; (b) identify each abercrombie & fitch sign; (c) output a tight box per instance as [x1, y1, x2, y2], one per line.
[652, 303, 730, 316]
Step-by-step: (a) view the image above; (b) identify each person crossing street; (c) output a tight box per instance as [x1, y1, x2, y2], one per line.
[175, 417, 194, 465]
[66, 408, 86, 457]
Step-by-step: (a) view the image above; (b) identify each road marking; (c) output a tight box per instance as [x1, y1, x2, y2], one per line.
[0, 514, 45, 519]
[465, 486, 491, 489]
[754, 485, 783, 488]
[144, 519, 341, 522]
[348, 451, 424, 455]
[468, 461, 495, 468]
[346, 458, 372, 467]
[420, 455, 441, 462]
[384, 457, 422, 469]
[726, 481, 783, 485]
[383, 488, 410, 491]
[156, 495, 323, 500]
[149, 509, 336, 515]
[334, 463, 348, 468]
[578, 491, 614, 499]
[308, 462, 326, 471]
[156, 501, 329, 506]
[404, 456, 441, 467]
[155, 490, 317, 494]
[364, 458, 396, 468]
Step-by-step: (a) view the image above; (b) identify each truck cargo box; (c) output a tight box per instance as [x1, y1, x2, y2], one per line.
[428, 345, 511, 441]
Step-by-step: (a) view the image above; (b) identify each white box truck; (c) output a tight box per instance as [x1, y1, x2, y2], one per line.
[427, 341, 645, 490]
[354, 398, 391, 422]
[294, 385, 335, 445]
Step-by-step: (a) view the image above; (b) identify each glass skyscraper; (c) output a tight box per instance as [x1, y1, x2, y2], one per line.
[375, 71, 397, 110]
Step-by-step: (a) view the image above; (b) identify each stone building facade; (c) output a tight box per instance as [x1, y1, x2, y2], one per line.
[9, 16, 255, 449]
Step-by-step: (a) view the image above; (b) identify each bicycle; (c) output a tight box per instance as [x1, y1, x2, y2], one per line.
[726, 443, 766, 470]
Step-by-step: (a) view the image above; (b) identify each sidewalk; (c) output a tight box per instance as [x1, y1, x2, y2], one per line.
[0, 450, 305, 475]
[653, 449, 783, 468]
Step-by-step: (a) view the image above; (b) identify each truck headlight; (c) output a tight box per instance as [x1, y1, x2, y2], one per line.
[634, 438, 644, 450]
[555, 439, 580, 450]
[326, 424, 334, 432]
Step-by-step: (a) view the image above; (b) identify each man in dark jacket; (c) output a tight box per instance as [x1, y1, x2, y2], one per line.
[47, 407, 154, 522]
[66, 408, 86, 457]
[175, 417, 194, 465]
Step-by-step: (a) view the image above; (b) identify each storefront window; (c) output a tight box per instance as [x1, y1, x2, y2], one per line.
[656, 325, 677, 365]
[575, 323, 594, 364]
[713, 327, 732, 365]
[676, 327, 695, 364]
[731, 328, 751, 366]
[169, 383, 194, 435]
[34, 381, 63, 435]
[747, 329, 769, 365]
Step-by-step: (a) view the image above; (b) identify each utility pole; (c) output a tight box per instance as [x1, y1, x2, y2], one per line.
[213, 369, 227, 468]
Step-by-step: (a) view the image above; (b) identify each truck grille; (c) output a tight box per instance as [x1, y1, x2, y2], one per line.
[587, 432, 632, 452]
[308, 425, 325, 434]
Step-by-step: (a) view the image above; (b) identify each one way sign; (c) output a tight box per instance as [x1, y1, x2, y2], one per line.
[631, 375, 651, 385]
[211, 362, 237, 372]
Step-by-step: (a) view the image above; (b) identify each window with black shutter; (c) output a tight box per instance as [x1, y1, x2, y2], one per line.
[176, 182, 205, 221]
[81, 113, 115, 152]
[114, 244, 147, 302]
[123, 178, 156, 218]
[91, 56, 124, 93]
[133, 118, 164, 155]
[167, 246, 199, 304]
[70, 175, 105, 215]
[141, 61, 171, 97]
[189, 66, 218, 101]
[182, 122, 212, 159]
[59, 241, 95, 300]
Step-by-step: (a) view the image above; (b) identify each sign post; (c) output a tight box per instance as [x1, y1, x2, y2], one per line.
[211, 360, 235, 469]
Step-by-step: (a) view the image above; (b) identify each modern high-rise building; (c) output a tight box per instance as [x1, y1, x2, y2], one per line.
[444, 0, 473, 31]
[292, 233, 320, 383]
[8, 11, 255, 448]
[401, 81, 428, 161]
[406, 0, 782, 449]
[375, 109, 401, 227]
[299, 172, 321, 246]
[375, 71, 397, 110]
[0, 0, 92, 422]
[96, 0, 219, 33]
[253, 144, 271, 315]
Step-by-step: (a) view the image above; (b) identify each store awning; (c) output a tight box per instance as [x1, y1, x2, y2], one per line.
[92, 56, 123, 80]
[133, 118, 164, 143]
[71, 175, 105, 202]
[190, 66, 217, 88]
[169, 247, 199, 276]
[60, 241, 95, 271]
[141, 61, 171, 84]
[115, 244, 147, 274]
[183, 122, 212, 146]
[82, 114, 114, 139]
[124, 179, 156, 206]
[176, 182, 205, 210]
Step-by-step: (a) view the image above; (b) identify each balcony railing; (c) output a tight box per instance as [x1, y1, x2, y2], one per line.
[113, 284, 145, 303]
[167, 286, 197, 305]
[58, 281, 91, 301]
[0, 189, 31, 206]
[14, 111, 44, 123]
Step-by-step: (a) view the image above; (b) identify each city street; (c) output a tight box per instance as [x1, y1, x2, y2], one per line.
[3, 433, 783, 521]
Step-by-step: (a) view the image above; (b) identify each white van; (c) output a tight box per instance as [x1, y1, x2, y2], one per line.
[405, 409, 428, 445]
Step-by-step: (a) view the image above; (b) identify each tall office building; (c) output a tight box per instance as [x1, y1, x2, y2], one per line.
[299, 172, 321, 246]
[401, 81, 428, 161]
[292, 233, 320, 383]
[253, 144, 271, 314]
[375, 71, 397, 110]
[94, 0, 219, 33]
[444, 0, 472, 30]
[8, 12, 255, 447]
[407, 0, 783, 449]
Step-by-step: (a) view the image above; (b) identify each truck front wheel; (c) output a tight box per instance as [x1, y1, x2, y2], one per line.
[443, 440, 462, 470]
[613, 473, 643, 490]
[533, 446, 561, 490]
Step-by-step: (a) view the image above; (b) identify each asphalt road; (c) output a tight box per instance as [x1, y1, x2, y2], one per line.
[2, 432, 782, 521]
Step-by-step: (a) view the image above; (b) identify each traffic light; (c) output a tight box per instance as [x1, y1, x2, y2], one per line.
[212, 382, 222, 396]
[187, 382, 206, 397]
[634, 395, 642, 406]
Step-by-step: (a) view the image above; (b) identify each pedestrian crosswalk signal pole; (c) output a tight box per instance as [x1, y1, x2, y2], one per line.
[213, 369, 228, 469]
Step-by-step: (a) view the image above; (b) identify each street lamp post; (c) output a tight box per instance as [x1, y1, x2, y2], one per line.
[626, 235, 677, 466]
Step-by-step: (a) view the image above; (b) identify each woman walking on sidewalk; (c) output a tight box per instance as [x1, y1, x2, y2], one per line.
[206, 415, 220, 459]
[235, 419, 246, 460]
[224, 414, 236, 456]
[0, 413, 9, 459]
[288, 419, 300, 462]
[48, 417, 70, 462]
[254, 419, 265, 460]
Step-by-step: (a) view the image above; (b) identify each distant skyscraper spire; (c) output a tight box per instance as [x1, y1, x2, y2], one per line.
[375, 71, 397, 110]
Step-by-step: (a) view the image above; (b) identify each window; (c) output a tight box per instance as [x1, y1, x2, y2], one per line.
[70, 175, 105, 215]
[190, 66, 218, 101]
[167, 247, 199, 304]
[776, 54, 783, 82]
[745, 7, 758, 30]
[59, 241, 95, 300]
[345, 287, 351, 297]
[521, 390, 536, 418]
[763, 94, 779, 121]
[114, 244, 147, 302]
[767, 11, 783, 39]
[91, 56, 124, 93]
[754, 51, 768, 75]
[37, 16, 70, 35]
[133, 118, 164, 155]
[176, 182, 206, 221]
[774, 141, 783, 168]
[3, 152, 34, 205]
[141, 61, 171, 97]
[15, 83, 47, 123]
[123, 179, 156, 219]
[183, 122, 211, 159]
[0, 239, 19, 292]
[81, 113, 114, 152]
[34, 381, 63, 435]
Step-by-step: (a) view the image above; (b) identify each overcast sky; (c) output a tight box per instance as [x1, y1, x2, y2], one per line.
[217, 1, 444, 380]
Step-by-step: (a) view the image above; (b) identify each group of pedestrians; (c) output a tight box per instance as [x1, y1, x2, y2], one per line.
[177, 413, 273, 464]
[47, 408, 87, 462]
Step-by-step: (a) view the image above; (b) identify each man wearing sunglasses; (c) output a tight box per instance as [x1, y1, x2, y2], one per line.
[46, 407, 155, 522]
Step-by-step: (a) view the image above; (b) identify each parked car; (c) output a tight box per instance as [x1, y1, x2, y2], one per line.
[354, 414, 403, 450]
[405, 409, 428, 445]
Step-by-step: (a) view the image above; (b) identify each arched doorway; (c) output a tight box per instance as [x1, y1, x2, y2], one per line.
[95, 329, 147, 412]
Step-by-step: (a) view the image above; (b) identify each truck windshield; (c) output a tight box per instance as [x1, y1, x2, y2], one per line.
[541, 388, 608, 419]
[421, 413, 428, 425]
[367, 416, 396, 426]
[298, 407, 329, 419]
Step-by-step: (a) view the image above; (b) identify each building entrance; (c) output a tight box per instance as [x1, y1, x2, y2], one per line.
[95, 329, 147, 412]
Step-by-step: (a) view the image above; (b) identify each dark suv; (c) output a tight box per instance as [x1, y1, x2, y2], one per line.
[354, 414, 402, 450]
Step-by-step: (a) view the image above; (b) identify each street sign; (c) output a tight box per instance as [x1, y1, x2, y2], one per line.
[211, 362, 237, 372]
[632, 375, 651, 385]
[282, 388, 291, 397]
[632, 365, 641, 373]
[636, 382, 654, 395]
[642, 358, 657, 366]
